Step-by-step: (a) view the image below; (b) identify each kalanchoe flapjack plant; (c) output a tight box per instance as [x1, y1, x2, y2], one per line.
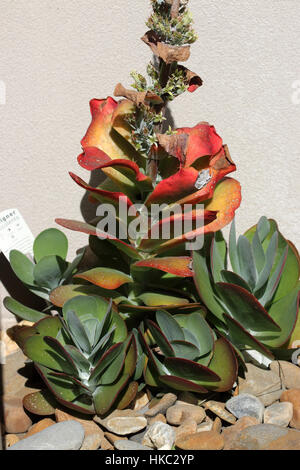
[139, 309, 238, 394]
[52, 0, 242, 314]
[4, 228, 85, 321]
[193, 216, 300, 362]
[9, 296, 138, 415]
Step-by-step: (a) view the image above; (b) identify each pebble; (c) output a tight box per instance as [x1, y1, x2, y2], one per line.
[25, 418, 56, 437]
[204, 400, 236, 424]
[226, 393, 265, 422]
[222, 416, 259, 450]
[80, 433, 103, 451]
[175, 431, 224, 450]
[104, 432, 128, 445]
[142, 422, 175, 450]
[270, 361, 300, 389]
[238, 363, 282, 406]
[114, 440, 152, 451]
[4, 397, 32, 434]
[212, 417, 222, 433]
[280, 388, 300, 429]
[148, 413, 166, 425]
[176, 419, 198, 441]
[264, 402, 293, 427]
[166, 403, 206, 425]
[95, 409, 147, 435]
[133, 391, 150, 411]
[145, 393, 177, 417]
[197, 417, 213, 433]
[129, 430, 147, 444]
[5, 434, 20, 449]
[8, 420, 85, 450]
[223, 423, 300, 450]
[55, 408, 102, 436]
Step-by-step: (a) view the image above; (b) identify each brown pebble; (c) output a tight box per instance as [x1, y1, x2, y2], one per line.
[204, 400, 236, 424]
[212, 417, 222, 433]
[55, 408, 102, 436]
[25, 418, 56, 437]
[145, 393, 177, 417]
[148, 414, 167, 425]
[175, 419, 198, 441]
[176, 431, 224, 450]
[280, 388, 300, 429]
[104, 432, 128, 445]
[166, 403, 206, 425]
[4, 397, 32, 434]
[5, 434, 20, 448]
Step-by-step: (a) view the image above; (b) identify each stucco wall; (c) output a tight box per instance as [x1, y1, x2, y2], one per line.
[0, 0, 299, 328]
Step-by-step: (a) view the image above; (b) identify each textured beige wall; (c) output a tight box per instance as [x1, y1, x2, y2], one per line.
[0, 0, 300, 327]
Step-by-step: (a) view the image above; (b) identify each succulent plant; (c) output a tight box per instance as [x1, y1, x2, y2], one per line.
[10, 295, 138, 415]
[51, 0, 241, 315]
[193, 217, 300, 361]
[139, 309, 238, 393]
[4, 228, 85, 322]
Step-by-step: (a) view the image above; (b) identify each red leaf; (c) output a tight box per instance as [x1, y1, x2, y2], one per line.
[133, 257, 193, 277]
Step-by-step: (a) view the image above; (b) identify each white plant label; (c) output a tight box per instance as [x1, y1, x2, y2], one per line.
[0, 208, 34, 259]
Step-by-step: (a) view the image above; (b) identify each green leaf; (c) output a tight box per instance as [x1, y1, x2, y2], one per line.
[211, 232, 227, 283]
[174, 312, 214, 357]
[36, 364, 81, 403]
[33, 255, 67, 290]
[192, 251, 225, 322]
[155, 310, 184, 342]
[63, 345, 90, 372]
[62, 249, 85, 282]
[66, 310, 91, 354]
[3, 297, 48, 322]
[220, 270, 252, 292]
[170, 340, 200, 360]
[229, 219, 240, 274]
[257, 216, 270, 243]
[164, 357, 220, 382]
[263, 286, 300, 348]
[215, 283, 281, 338]
[33, 228, 68, 263]
[9, 250, 35, 285]
[34, 316, 62, 337]
[254, 232, 278, 292]
[24, 334, 77, 374]
[93, 374, 130, 415]
[90, 343, 124, 384]
[147, 320, 175, 357]
[237, 235, 257, 291]
[138, 292, 189, 307]
[259, 245, 288, 306]
[23, 390, 57, 416]
[252, 229, 265, 273]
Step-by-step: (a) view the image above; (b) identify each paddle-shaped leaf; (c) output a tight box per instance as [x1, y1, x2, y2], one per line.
[237, 235, 257, 291]
[147, 320, 175, 357]
[156, 310, 185, 342]
[9, 250, 35, 286]
[3, 297, 48, 322]
[33, 228, 68, 263]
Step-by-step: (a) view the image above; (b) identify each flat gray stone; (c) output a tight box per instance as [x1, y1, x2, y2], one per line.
[226, 393, 265, 422]
[8, 420, 85, 450]
[129, 430, 147, 444]
[114, 440, 152, 451]
[228, 424, 288, 450]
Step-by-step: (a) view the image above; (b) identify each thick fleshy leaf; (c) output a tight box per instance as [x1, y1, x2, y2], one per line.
[3, 297, 48, 322]
[55, 218, 141, 260]
[169, 341, 200, 360]
[193, 251, 225, 322]
[147, 320, 175, 357]
[23, 390, 57, 416]
[252, 229, 265, 274]
[223, 313, 274, 358]
[237, 235, 257, 291]
[259, 245, 289, 306]
[66, 311, 91, 354]
[132, 257, 193, 278]
[200, 337, 238, 392]
[155, 310, 185, 342]
[159, 375, 209, 394]
[69, 172, 133, 208]
[211, 232, 227, 283]
[263, 286, 300, 348]
[33, 255, 67, 290]
[215, 283, 281, 337]
[24, 335, 77, 374]
[138, 292, 189, 307]
[90, 343, 123, 383]
[93, 374, 130, 416]
[164, 357, 220, 382]
[176, 122, 223, 168]
[115, 381, 138, 410]
[229, 218, 240, 274]
[34, 316, 63, 337]
[33, 229, 68, 263]
[74, 267, 132, 290]
[50, 284, 122, 307]
[254, 232, 278, 292]
[220, 270, 251, 292]
[174, 311, 214, 357]
[9, 250, 35, 286]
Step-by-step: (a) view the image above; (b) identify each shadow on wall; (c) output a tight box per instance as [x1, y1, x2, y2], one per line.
[80, 105, 175, 223]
